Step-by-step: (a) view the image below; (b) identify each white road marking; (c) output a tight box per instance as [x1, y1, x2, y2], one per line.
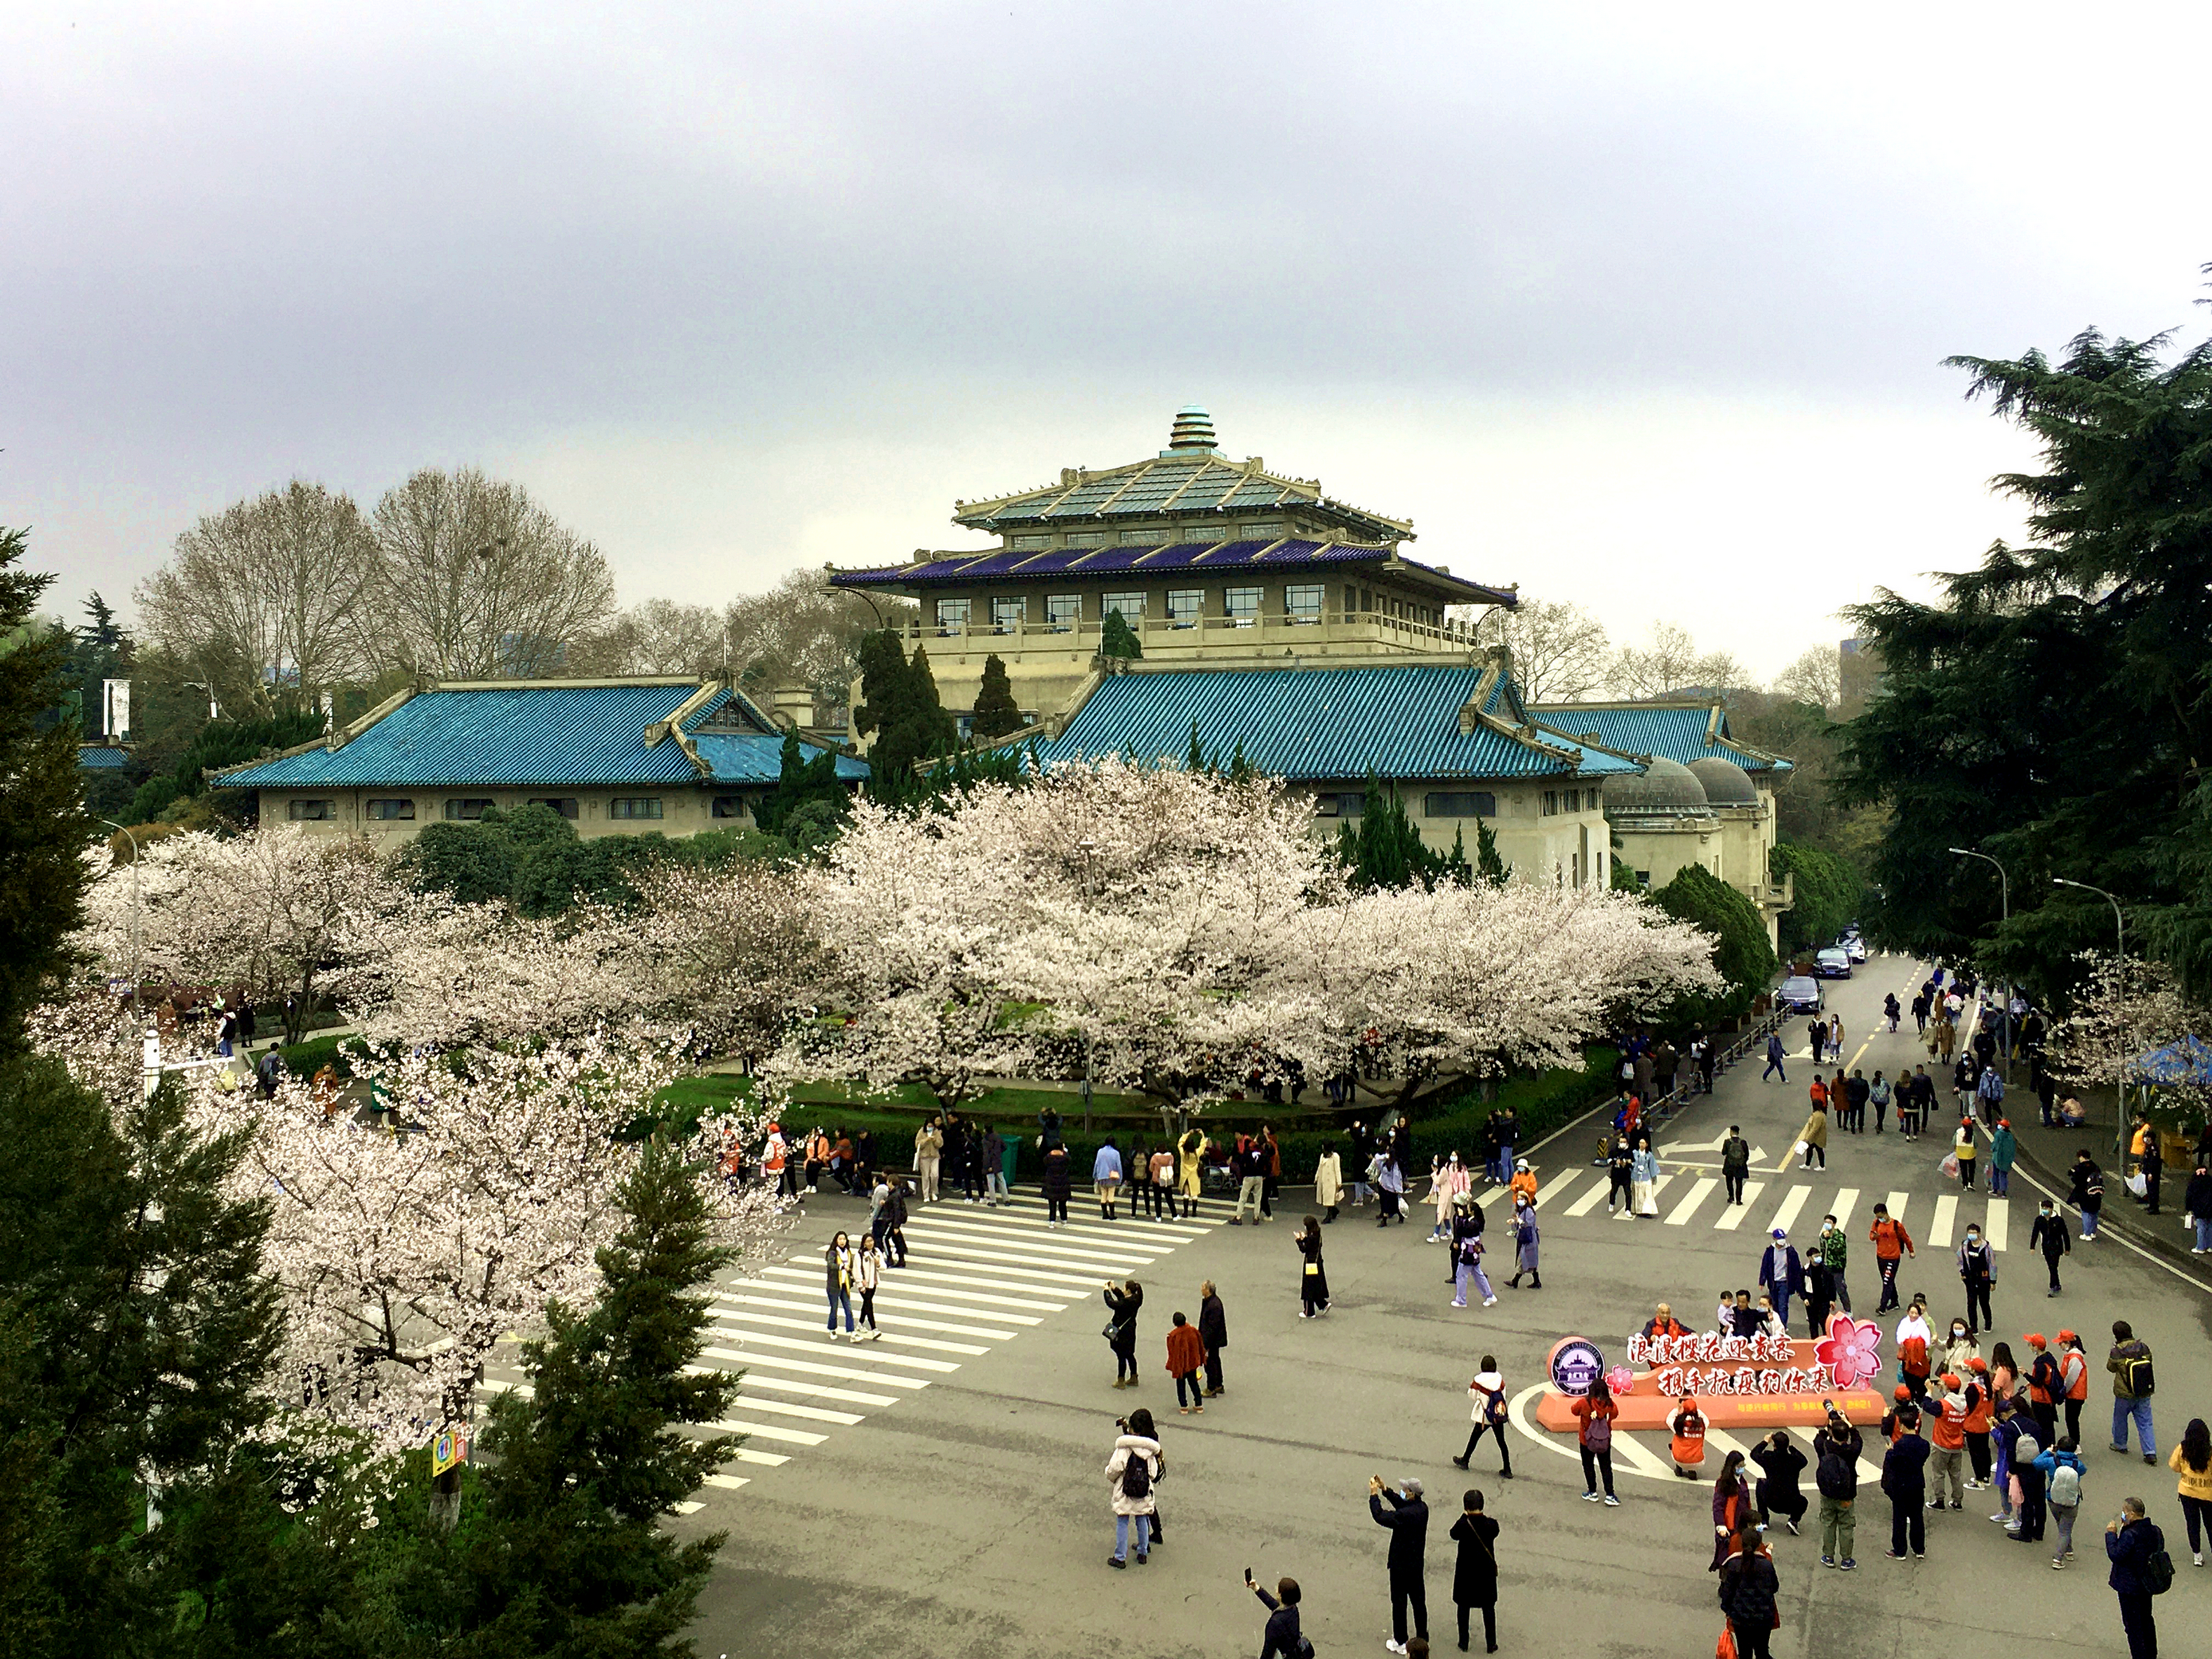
[1565, 1176, 1613, 1217]
[1766, 1185, 1811, 1237]
[1983, 1198, 2009, 1252]
[1929, 1194, 1958, 1247]
[1713, 1184, 1764, 1230]
[1666, 1178, 1719, 1226]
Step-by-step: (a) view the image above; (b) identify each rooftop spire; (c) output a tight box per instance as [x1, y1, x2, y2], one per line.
[1166, 404, 1219, 454]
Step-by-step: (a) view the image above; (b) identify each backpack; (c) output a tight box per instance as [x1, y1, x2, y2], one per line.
[2144, 1543, 2175, 1595]
[1119, 1449, 1152, 1503]
[2121, 1352, 2156, 1397]
[1815, 1440, 1856, 1498]
[2048, 1462, 2081, 1508]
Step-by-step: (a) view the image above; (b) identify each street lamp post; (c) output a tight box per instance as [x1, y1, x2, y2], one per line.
[2052, 877, 2130, 1159]
[2052, 877, 2126, 961]
[1949, 847, 2012, 1077]
[101, 820, 144, 1016]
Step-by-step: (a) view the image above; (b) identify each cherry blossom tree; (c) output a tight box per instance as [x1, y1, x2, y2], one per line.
[2048, 950, 2212, 1130]
[618, 861, 829, 1071]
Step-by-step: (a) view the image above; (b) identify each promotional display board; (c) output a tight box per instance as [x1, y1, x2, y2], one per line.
[1532, 1315, 1886, 1432]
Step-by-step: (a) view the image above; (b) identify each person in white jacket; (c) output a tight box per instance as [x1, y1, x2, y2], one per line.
[853, 1233, 883, 1340]
[1315, 1144, 1344, 1222]
[1105, 1411, 1162, 1568]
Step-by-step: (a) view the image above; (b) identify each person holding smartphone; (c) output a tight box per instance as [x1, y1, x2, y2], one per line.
[1244, 1569, 1309, 1659]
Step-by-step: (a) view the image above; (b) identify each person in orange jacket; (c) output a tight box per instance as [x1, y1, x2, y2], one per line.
[1166, 1310, 1208, 1414]
[1868, 1204, 1916, 1313]
[1508, 1159, 1538, 1209]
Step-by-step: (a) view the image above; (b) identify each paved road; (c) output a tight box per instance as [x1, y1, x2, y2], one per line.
[677, 959, 2212, 1658]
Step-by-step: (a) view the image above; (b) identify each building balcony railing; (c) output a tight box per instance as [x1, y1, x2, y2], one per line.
[888, 610, 1480, 658]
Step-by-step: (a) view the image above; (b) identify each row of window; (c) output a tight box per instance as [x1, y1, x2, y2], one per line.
[938, 585, 1328, 631]
[1540, 789, 1597, 815]
[288, 795, 710, 823]
[1315, 792, 1499, 820]
[1007, 522, 1288, 552]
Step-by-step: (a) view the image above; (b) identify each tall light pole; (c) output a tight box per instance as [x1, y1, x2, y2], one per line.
[2052, 877, 2125, 961]
[2053, 877, 2130, 1161]
[1949, 848, 2011, 1074]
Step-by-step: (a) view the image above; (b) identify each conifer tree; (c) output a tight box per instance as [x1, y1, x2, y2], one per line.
[969, 653, 1022, 740]
[1098, 608, 1142, 662]
[1475, 818, 1509, 885]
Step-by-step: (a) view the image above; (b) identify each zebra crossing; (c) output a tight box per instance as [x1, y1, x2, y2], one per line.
[484, 1194, 1222, 1514]
[1531, 1164, 2013, 1248]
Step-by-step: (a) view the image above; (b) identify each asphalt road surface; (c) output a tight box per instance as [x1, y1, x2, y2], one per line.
[677, 959, 2212, 1658]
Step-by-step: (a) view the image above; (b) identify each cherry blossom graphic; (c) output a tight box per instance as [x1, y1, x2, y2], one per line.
[1815, 1313, 1882, 1390]
[1604, 1364, 1637, 1397]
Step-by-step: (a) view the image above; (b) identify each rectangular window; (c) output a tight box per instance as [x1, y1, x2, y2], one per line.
[992, 597, 1026, 632]
[609, 798, 663, 820]
[444, 798, 495, 821]
[1102, 591, 1146, 617]
[1244, 522, 1283, 541]
[1284, 583, 1323, 621]
[1167, 589, 1204, 626]
[364, 798, 414, 821]
[1564, 789, 1581, 812]
[1066, 531, 1104, 547]
[1223, 586, 1261, 625]
[935, 597, 971, 629]
[1423, 792, 1497, 818]
[711, 796, 748, 819]
[1044, 594, 1081, 628]
[1336, 792, 1366, 818]
[287, 798, 337, 821]
[1010, 535, 1047, 551]
[1541, 791, 1559, 817]
[1121, 528, 1157, 545]
[528, 797, 580, 820]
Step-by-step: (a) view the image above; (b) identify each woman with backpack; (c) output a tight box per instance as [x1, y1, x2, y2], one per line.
[1717, 1527, 1780, 1659]
[1573, 1375, 1621, 1505]
[1454, 1356, 1513, 1478]
[1104, 1408, 1161, 1567]
[1295, 1215, 1331, 1317]
[2035, 1435, 2086, 1567]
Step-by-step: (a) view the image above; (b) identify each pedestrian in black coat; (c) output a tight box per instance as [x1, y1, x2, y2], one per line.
[1368, 1474, 1430, 1653]
[1104, 1279, 1142, 1387]
[1246, 1572, 1305, 1659]
[2105, 1499, 2166, 1659]
[1717, 1533, 1780, 1659]
[1198, 1281, 1227, 1396]
[1749, 1431, 1807, 1534]
[1880, 1414, 1930, 1559]
[1449, 1489, 1500, 1654]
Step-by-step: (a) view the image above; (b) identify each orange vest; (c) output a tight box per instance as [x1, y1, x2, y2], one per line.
[2062, 1352, 2089, 1401]
[1962, 1385, 1992, 1434]
[1933, 1394, 1967, 1451]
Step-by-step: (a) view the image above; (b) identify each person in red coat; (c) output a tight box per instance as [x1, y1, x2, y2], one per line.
[1166, 1311, 1208, 1415]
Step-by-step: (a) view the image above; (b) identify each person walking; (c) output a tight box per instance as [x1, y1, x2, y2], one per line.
[1105, 1277, 1143, 1388]
[1368, 1475, 1432, 1655]
[1813, 1407, 1863, 1570]
[1951, 1118, 1978, 1192]
[1316, 1140, 1344, 1222]
[1809, 1018, 1826, 1067]
[823, 1232, 858, 1340]
[1604, 1131, 1634, 1215]
[1454, 1357, 1512, 1479]
[1763, 1029, 1787, 1084]
[2070, 1150, 2106, 1241]
[2187, 1163, 2212, 1253]
[1147, 1142, 1175, 1220]
[2031, 1199, 2072, 1295]
[1957, 1222, 1997, 1334]
[1198, 1281, 1228, 1396]
[1926, 1374, 1966, 1510]
[1630, 1133, 1661, 1218]
[2061, 1329, 2091, 1446]
[1573, 1375, 1621, 1505]
[1449, 1489, 1500, 1654]
[1757, 1229, 1802, 1330]
[1751, 1430, 1808, 1536]
[1104, 1413, 1161, 1568]
[2037, 1436, 2086, 1568]
[1869, 1204, 1915, 1314]
[2027, 1334, 2064, 1446]
[1506, 1194, 1540, 1289]
[1374, 1144, 1407, 1227]
[1818, 1211, 1851, 1315]
[1796, 1100, 1829, 1171]
[1041, 1142, 1072, 1229]
[1166, 1310, 1208, 1414]
[1717, 1528, 1780, 1659]
[1721, 1125, 1751, 1206]
[1881, 1404, 1931, 1559]
[1093, 1138, 1126, 1221]
[1244, 1571, 1306, 1659]
[1451, 1195, 1496, 1308]
[853, 1232, 882, 1340]
[1989, 1117, 2017, 1197]
[2105, 1497, 2167, 1659]
[914, 1115, 943, 1204]
[2108, 1321, 2157, 1463]
[1869, 1070, 1891, 1135]
[1296, 1215, 1331, 1317]
[2168, 1417, 2211, 1567]
[1709, 1449, 1752, 1568]
[2011, 1430, 2048, 1545]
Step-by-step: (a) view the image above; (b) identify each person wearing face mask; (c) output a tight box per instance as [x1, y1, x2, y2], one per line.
[1940, 1318, 1981, 1383]
[1958, 1223, 1997, 1334]
[2030, 1197, 2072, 1296]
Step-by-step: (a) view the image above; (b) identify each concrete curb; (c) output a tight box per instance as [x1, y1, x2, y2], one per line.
[2009, 1136, 2202, 1271]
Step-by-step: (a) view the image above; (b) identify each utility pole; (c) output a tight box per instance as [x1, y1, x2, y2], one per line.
[1949, 847, 2011, 1079]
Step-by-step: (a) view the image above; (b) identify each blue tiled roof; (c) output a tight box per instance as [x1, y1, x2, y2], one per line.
[78, 745, 132, 771]
[210, 684, 867, 790]
[832, 542, 1514, 606]
[1034, 666, 1639, 782]
[1526, 702, 1792, 775]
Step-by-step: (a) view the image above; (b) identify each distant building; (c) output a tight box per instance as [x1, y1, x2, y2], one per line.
[827, 406, 1519, 728]
[209, 677, 865, 839]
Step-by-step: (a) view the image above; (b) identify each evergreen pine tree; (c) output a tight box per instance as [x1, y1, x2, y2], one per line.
[1098, 608, 1142, 662]
[970, 653, 1022, 740]
[1475, 818, 1509, 885]
[1185, 721, 1208, 774]
[1227, 738, 1253, 785]
[0, 528, 95, 1048]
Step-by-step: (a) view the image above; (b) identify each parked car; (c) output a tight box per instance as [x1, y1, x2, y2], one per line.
[1778, 975, 1825, 1013]
[1813, 947, 1853, 979]
[1839, 935, 1869, 963]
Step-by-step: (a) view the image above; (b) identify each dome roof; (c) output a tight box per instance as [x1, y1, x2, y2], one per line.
[1687, 755, 1759, 806]
[1607, 755, 1710, 813]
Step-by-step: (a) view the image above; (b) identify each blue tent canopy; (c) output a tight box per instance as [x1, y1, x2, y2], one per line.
[2123, 1035, 2212, 1086]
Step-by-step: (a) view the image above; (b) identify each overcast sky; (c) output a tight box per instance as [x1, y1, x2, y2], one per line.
[6, 2, 2208, 680]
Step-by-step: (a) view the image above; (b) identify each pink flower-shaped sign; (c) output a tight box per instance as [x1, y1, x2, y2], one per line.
[1815, 1313, 1881, 1390]
[1604, 1364, 1636, 1397]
